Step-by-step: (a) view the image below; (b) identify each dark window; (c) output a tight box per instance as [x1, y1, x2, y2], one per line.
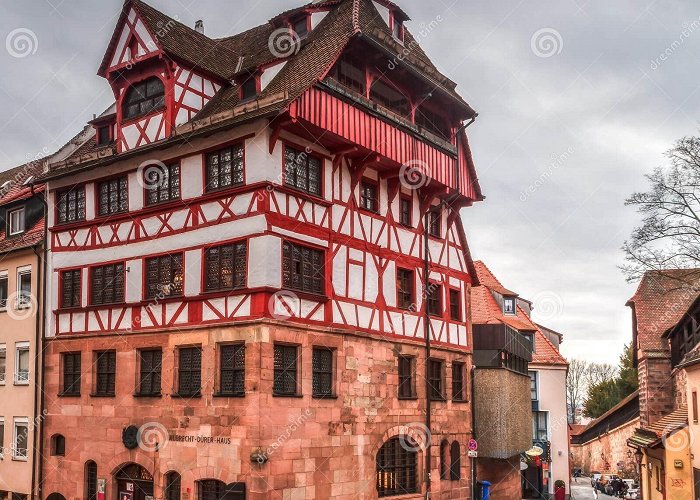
[0, 275, 7, 308]
[146, 254, 184, 299]
[396, 269, 414, 310]
[240, 78, 257, 100]
[282, 241, 324, 295]
[398, 356, 415, 399]
[18, 271, 31, 309]
[204, 242, 247, 292]
[97, 126, 111, 146]
[51, 434, 65, 456]
[177, 347, 202, 397]
[284, 146, 322, 196]
[312, 348, 334, 398]
[449, 289, 461, 321]
[8, 207, 25, 235]
[85, 461, 98, 500]
[440, 440, 449, 480]
[428, 208, 441, 237]
[452, 362, 465, 401]
[56, 187, 86, 224]
[360, 181, 379, 212]
[90, 263, 125, 305]
[98, 177, 128, 216]
[523, 332, 535, 353]
[332, 53, 366, 95]
[503, 297, 516, 315]
[693, 391, 698, 424]
[219, 344, 245, 396]
[530, 371, 538, 401]
[376, 437, 418, 497]
[293, 16, 309, 38]
[273, 344, 298, 396]
[123, 77, 165, 121]
[138, 349, 162, 396]
[197, 480, 224, 500]
[399, 196, 412, 226]
[94, 351, 116, 396]
[449, 441, 461, 480]
[165, 472, 181, 500]
[11, 495, 27, 500]
[145, 163, 180, 205]
[61, 352, 81, 396]
[391, 16, 403, 41]
[416, 106, 451, 140]
[370, 79, 410, 118]
[205, 145, 244, 192]
[427, 284, 442, 317]
[428, 359, 444, 401]
[533, 411, 547, 441]
[61, 270, 81, 309]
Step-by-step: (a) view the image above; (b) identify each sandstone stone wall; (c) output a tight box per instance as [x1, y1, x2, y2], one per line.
[40, 322, 473, 500]
[639, 356, 673, 427]
[477, 456, 522, 500]
[570, 417, 640, 480]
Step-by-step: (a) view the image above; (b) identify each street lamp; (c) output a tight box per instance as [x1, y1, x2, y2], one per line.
[634, 449, 644, 500]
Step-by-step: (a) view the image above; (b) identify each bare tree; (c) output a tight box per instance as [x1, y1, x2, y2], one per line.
[623, 134, 700, 286]
[585, 363, 617, 388]
[566, 359, 589, 423]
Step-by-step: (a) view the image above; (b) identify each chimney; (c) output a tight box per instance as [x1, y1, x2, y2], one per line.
[195, 20, 204, 34]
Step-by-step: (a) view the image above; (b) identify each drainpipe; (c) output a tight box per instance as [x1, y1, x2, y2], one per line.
[30, 183, 48, 500]
[470, 365, 477, 500]
[423, 210, 432, 499]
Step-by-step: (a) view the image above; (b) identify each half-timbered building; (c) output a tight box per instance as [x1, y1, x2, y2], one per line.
[39, 1, 483, 499]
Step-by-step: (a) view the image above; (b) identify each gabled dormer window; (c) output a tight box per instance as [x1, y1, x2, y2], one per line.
[7, 207, 25, 236]
[122, 77, 165, 121]
[292, 15, 309, 39]
[390, 12, 404, 42]
[240, 77, 258, 101]
[503, 296, 516, 315]
[97, 126, 112, 146]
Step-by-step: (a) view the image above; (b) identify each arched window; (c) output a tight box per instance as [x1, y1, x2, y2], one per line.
[122, 77, 165, 121]
[376, 437, 418, 497]
[197, 480, 225, 500]
[370, 79, 410, 118]
[51, 434, 65, 456]
[450, 441, 461, 480]
[439, 440, 449, 480]
[84, 461, 97, 500]
[165, 472, 181, 500]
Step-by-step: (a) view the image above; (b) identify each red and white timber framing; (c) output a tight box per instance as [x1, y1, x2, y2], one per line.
[47, 122, 472, 350]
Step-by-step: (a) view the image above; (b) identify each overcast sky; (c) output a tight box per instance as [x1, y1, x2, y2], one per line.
[2, 0, 699, 365]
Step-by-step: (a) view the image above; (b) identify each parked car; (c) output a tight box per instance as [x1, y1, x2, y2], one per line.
[604, 476, 621, 496]
[623, 480, 639, 499]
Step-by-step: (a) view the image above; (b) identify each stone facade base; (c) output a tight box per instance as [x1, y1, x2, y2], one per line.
[477, 456, 522, 500]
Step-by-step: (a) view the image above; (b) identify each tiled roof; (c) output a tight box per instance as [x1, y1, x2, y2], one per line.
[0, 218, 44, 254]
[629, 405, 688, 449]
[0, 161, 46, 254]
[627, 270, 700, 353]
[473, 261, 518, 296]
[569, 424, 586, 436]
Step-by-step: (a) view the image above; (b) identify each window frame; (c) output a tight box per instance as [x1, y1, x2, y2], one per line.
[17, 268, 31, 309]
[0, 344, 5, 385]
[165, 472, 181, 500]
[503, 296, 517, 315]
[273, 343, 300, 397]
[176, 346, 203, 398]
[217, 343, 245, 397]
[144, 252, 184, 300]
[93, 350, 116, 397]
[530, 371, 539, 401]
[398, 355, 416, 400]
[89, 262, 126, 306]
[55, 186, 87, 225]
[399, 195, 412, 227]
[203, 241, 247, 293]
[12, 418, 29, 461]
[144, 163, 181, 206]
[197, 480, 225, 500]
[533, 410, 548, 441]
[7, 207, 25, 236]
[0, 272, 7, 310]
[137, 349, 162, 397]
[283, 144, 323, 197]
[60, 269, 82, 309]
[359, 179, 379, 213]
[122, 77, 166, 122]
[428, 358, 445, 401]
[282, 240, 325, 296]
[396, 268, 415, 311]
[51, 434, 66, 456]
[312, 347, 335, 399]
[97, 176, 129, 217]
[428, 207, 441, 238]
[0, 417, 4, 458]
[239, 77, 259, 101]
[427, 283, 442, 317]
[85, 461, 98, 500]
[449, 288, 461, 321]
[60, 352, 82, 397]
[376, 437, 418, 497]
[452, 361, 466, 402]
[205, 144, 245, 193]
[14, 342, 30, 385]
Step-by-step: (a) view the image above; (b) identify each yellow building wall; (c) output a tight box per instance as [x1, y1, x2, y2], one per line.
[641, 428, 693, 500]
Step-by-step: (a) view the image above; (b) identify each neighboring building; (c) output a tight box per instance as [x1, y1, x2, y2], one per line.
[37, 1, 484, 500]
[470, 262, 534, 500]
[626, 270, 700, 500]
[0, 162, 46, 500]
[570, 391, 640, 479]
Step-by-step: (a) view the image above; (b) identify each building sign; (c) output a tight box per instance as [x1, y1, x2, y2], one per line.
[169, 434, 232, 445]
[468, 439, 478, 451]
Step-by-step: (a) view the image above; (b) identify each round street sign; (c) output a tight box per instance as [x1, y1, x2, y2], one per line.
[468, 439, 478, 451]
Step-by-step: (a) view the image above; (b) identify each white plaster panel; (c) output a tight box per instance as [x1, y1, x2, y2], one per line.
[128, 172, 143, 212]
[180, 155, 203, 200]
[246, 133, 272, 185]
[184, 249, 202, 297]
[383, 262, 396, 307]
[261, 61, 287, 91]
[248, 236, 281, 289]
[182, 90, 201, 110]
[372, 1, 390, 25]
[134, 19, 155, 51]
[271, 226, 329, 248]
[85, 183, 96, 220]
[110, 25, 130, 67]
[126, 259, 142, 303]
[347, 264, 363, 301]
[176, 109, 190, 126]
[311, 11, 329, 29]
[365, 258, 378, 302]
[332, 246, 347, 297]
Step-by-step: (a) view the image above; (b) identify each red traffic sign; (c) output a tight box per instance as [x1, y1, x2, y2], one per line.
[468, 439, 478, 451]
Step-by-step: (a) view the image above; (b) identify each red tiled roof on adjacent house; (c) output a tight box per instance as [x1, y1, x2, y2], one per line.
[627, 270, 700, 353]
[0, 161, 46, 254]
[643, 405, 688, 438]
[473, 261, 518, 296]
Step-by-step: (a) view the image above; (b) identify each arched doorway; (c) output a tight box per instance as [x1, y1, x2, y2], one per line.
[47, 493, 67, 500]
[114, 463, 154, 500]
